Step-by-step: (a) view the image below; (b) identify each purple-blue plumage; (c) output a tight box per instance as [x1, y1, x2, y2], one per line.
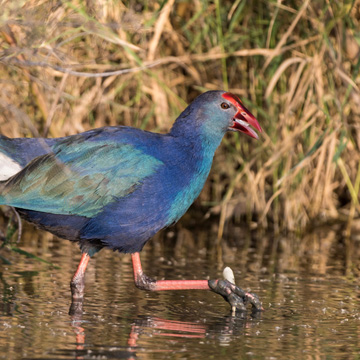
[0, 90, 265, 312]
[0, 91, 262, 255]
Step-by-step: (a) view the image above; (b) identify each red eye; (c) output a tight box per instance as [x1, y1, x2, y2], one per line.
[221, 102, 230, 109]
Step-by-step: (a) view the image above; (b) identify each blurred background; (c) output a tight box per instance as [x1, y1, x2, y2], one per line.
[0, 0, 359, 237]
[1, 2, 360, 359]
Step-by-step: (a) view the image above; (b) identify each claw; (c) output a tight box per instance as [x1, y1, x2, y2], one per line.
[208, 275, 263, 313]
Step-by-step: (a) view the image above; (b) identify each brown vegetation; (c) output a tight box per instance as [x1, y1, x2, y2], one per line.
[0, 0, 359, 236]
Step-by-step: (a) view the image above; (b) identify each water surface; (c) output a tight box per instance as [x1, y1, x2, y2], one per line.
[1, 218, 360, 359]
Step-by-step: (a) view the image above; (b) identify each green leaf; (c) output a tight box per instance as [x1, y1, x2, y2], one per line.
[10, 246, 60, 269]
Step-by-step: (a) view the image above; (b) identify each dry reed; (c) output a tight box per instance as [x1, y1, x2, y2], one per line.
[0, 0, 359, 237]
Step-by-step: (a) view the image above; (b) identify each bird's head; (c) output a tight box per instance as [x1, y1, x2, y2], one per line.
[170, 90, 262, 143]
[220, 92, 262, 139]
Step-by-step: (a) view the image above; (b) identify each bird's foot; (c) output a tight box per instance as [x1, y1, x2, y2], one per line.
[69, 279, 85, 317]
[208, 279, 263, 313]
[69, 297, 84, 317]
[70, 279, 86, 300]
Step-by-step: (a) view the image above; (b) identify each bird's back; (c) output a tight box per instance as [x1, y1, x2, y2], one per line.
[0, 126, 214, 253]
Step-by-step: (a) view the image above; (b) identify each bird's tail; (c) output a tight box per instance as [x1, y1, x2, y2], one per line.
[0, 135, 23, 182]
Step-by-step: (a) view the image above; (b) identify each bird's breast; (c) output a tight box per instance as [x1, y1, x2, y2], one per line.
[164, 155, 213, 225]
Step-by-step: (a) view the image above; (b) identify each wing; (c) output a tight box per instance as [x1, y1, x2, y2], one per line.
[0, 138, 163, 217]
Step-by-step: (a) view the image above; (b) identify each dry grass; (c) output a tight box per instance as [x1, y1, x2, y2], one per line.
[0, 0, 360, 237]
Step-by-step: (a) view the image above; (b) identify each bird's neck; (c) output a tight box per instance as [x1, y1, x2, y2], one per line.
[165, 123, 225, 225]
[169, 112, 226, 157]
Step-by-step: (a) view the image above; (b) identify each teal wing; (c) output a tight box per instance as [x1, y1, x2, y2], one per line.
[0, 139, 163, 217]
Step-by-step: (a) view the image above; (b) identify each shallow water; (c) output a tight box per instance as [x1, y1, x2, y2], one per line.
[1, 218, 360, 359]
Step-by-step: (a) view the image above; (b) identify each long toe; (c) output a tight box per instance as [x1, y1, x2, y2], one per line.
[208, 279, 263, 312]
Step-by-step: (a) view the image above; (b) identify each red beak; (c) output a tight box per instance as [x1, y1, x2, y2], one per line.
[222, 92, 262, 139]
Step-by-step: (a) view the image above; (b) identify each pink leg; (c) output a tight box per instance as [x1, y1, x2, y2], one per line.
[131, 252, 263, 311]
[131, 252, 209, 291]
[70, 253, 90, 299]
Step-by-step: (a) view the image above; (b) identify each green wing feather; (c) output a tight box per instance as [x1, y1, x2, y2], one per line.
[0, 140, 163, 217]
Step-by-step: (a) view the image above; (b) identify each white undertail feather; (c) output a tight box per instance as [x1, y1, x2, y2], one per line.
[223, 266, 235, 284]
[0, 153, 22, 181]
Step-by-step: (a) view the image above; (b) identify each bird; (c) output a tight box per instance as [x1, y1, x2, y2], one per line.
[0, 90, 262, 312]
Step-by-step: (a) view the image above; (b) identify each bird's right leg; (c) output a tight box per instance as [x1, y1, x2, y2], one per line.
[131, 252, 210, 291]
[131, 252, 263, 312]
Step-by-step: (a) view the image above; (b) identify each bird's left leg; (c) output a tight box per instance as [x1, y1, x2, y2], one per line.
[131, 252, 262, 312]
[70, 253, 90, 299]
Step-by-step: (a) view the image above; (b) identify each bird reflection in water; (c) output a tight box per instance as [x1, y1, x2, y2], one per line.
[69, 305, 261, 360]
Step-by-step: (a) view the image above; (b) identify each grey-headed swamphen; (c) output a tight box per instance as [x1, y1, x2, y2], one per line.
[0, 91, 263, 312]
